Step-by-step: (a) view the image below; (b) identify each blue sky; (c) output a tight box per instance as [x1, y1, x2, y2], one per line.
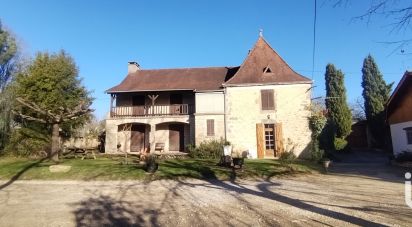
[1, 0, 411, 119]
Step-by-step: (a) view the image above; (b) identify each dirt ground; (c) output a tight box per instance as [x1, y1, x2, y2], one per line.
[0, 154, 411, 226]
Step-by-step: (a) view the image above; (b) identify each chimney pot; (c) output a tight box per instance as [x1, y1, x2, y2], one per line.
[128, 61, 140, 74]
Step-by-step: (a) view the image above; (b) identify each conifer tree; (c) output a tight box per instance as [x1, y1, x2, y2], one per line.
[13, 51, 93, 161]
[361, 55, 392, 147]
[324, 64, 352, 148]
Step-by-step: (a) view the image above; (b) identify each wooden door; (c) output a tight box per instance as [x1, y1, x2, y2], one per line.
[132, 95, 145, 116]
[131, 124, 145, 152]
[169, 124, 184, 151]
[170, 94, 183, 114]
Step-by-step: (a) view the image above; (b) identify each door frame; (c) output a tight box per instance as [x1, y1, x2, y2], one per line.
[169, 124, 184, 151]
[130, 124, 146, 153]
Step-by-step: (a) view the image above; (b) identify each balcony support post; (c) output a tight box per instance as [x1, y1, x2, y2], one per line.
[149, 123, 156, 153]
[110, 94, 116, 118]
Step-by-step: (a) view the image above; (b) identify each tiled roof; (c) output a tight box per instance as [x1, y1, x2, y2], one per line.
[106, 67, 239, 93]
[224, 37, 311, 86]
[107, 37, 311, 93]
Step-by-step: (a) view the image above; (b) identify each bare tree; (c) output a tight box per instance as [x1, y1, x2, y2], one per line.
[350, 97, 366, 121]
[14, 97, 92, 162]
[332, 0, 412, 53]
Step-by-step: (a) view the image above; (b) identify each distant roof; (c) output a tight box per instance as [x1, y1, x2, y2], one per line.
[106, 67, 239, 93]
[107, 37, 311, 94]
[386, 71, 412, 118]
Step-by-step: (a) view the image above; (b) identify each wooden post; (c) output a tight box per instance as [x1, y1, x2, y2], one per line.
[148, 95, 159, 106]
[110, 94, 116, 117]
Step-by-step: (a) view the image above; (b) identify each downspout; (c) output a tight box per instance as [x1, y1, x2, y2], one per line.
[223, 86, 227, 141]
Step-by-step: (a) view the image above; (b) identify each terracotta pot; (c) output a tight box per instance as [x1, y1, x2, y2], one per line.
[145, 163, 158, 173]
[233, 158, 244, 167]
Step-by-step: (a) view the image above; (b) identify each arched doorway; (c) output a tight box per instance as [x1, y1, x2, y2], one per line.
[117, 123, 150, 153]
[156, 122, 189, 152]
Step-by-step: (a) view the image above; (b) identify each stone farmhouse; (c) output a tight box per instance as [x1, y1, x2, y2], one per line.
[105, 36, 313, 158]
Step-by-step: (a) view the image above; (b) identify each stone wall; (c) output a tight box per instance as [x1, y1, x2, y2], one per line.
[224, 83, 312, 158]
[194, 114, 225, 145]
[194, 92, 226, 145]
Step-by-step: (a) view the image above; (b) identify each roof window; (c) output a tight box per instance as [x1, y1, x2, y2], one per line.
[263, 67, 272, 73]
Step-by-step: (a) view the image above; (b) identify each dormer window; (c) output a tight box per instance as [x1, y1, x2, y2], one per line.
[263, 67, 272, 73]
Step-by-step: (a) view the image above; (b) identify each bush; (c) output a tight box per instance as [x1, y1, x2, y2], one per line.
[4, 127, 50, 157]
[309, 114, 327, 137]
[310, 140, 324, 162]
[334, 138, 348, 151]
[187, 139, 226, 159]
[279, 151, 296, 165]
[395, 151, 412, 163]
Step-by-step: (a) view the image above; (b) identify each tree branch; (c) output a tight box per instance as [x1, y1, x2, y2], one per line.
[12, 110, 47, 123]
[16, 97, 50, 117]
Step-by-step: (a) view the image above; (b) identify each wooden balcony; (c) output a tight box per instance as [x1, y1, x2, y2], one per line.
[111, 104, 193, 117]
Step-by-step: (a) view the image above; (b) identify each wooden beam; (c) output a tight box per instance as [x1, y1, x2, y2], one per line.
[148, 95, 159, 106]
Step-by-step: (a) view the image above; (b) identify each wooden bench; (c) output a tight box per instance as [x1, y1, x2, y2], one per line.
[154, 143, 165, 152]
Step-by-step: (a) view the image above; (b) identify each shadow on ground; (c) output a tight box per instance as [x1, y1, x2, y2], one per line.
[328, 148, 410, 183]
[71, 158, 400, 226]
[0, 157, 48, 190]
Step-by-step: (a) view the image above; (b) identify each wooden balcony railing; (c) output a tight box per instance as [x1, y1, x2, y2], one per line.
[111, 104, 193, 117]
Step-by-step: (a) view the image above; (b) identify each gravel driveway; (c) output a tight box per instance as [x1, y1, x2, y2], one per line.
[0, 156, 411, 226]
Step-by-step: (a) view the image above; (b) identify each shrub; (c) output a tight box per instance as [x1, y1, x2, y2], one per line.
[187, 139, 226, 159]
[279, 151, 296, 165]
[308, 104, 328, 161]
[334, 137, 348, 151]
[280, 138, 297, 165]
[311, 140, 324, 162]
[4, 127, 50, 157]
[309, 114, 327, 137]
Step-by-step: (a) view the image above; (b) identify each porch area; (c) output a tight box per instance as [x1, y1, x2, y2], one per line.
[105, 118, 192, 154]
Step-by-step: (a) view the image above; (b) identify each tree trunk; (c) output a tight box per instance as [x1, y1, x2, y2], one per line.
[51, 123, 60, 162]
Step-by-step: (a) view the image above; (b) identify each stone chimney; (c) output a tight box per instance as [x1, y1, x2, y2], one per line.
[128, 61, 140, 74]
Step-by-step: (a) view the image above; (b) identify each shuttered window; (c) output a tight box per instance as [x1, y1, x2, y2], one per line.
[207, 119, 215, 136]
[261, 89, 275, 110]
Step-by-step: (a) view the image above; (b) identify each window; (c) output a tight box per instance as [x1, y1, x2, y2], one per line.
[207, 119, 215, 136]
[405, 127, 412, 145]
[264, 124, 275, 150]
[263, 67, 272, 73]
[261, 89, 275, 110]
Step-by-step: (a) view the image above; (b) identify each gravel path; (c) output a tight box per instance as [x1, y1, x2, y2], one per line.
[0, 163, 411, 227]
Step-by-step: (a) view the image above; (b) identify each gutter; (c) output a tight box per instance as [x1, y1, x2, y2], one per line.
[223, 87, 227, 141]
[222, 81, 313, 87]
[106, 88, 194, 94]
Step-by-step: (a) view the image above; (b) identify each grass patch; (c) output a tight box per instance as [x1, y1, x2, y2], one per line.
[0, 157, 321, 181]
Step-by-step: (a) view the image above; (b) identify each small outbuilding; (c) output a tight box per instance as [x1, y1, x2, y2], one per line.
[387, 71, 412, 156]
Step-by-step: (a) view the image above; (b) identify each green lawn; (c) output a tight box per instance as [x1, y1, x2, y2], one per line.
[0, 156, 321, 181]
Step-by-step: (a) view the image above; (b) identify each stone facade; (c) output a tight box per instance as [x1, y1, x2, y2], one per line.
[105, 36, 313, 158]
[194, 92, 226, 144]
[194, 114, 225, 145]
[225, 84, 312, 158]
[105, 83, 312, 158]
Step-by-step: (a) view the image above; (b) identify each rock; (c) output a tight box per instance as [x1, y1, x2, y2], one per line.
[49, 165, 71, 173]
